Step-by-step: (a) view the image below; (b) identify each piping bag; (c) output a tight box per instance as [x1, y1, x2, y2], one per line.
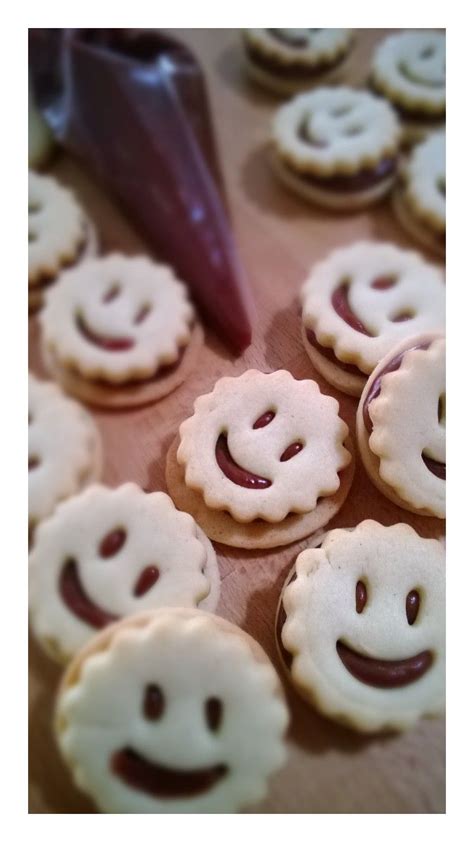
[29, 29, 254, 353]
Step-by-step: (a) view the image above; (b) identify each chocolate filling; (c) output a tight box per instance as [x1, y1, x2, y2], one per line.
[111, 748, 228, 798]
[58, 559, 120, 629]
[76, 313, 135, 351]
[245, 43, 346, 80]
[286, 155, 397, 194]
[336, 640, 433, 688]
[305, 328, 366, 378]
[215, 434, 272, 489]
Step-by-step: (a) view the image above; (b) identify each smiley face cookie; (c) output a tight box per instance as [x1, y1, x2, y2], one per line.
[371, 31, 445, 145]
[166, 369, 354, 549]
[28, 374, 102, 535]
[271, 87, 401, 210]
[40, 253, 203, 408]
[301, 241, 445, 396]
[357, 334, 445, 518]
[55, 608, 289, 813]
[29, 484, 220, 663]
[276, 521, 445, 732]
[28, 171, 97, 313]
[242, 29, 353, 96]
[393, 131, 445, 258]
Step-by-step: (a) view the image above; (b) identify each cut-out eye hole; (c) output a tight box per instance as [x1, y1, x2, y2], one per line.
[280, 441, 303, 462]
[205, 697, 223, 732]
[344, 124, 364, 137]
[420, 45, 435, 59]
[28, 201, 41, 214]
[390, 309, 415, 323]
[355, 580, 367, 613]
[28, 230, 37, 243]
[406, 590, 420, 625]
[438, 393, 446, 426]
[28, 455, 40, 471]
[99, 527, 127, 558]
[134, 303, 152, 325]
[102, 284, 121, 303]
[437, 177, 446, 198]
[143, 684, 165, 720]
[332, 105, 351, 117]
[134, 565, 160, 597]
[253, 411, 275, 429]
[371, 275, 398, 290]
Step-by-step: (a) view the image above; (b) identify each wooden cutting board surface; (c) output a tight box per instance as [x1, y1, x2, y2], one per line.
[28, 28, 445, 814]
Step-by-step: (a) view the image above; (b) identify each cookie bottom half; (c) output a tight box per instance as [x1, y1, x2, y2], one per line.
[42, 324, 204, 410]
[243, 53, 348, 97]
[165, 434, 355, 550]
[301, 325, 367, 397]
[271, 152, 396, 211]
[392, 188, 445, 260]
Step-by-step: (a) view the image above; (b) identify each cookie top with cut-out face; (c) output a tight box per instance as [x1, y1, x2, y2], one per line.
[29, 171, 88, 286]
[301, 241, 445, 374]
[29, 484, 220, 662]
[177, 370, 351, 524]
[244, 29, 352, 66]
[272, 87, 400, 174]
[403, 131, 445, 231]
[55, 608, 288, 813]
[28, 374, 102, 528]
[364, 336, 446, 518]
[372, 31, 445, 115]
[279, 521, 445, 732]
[40, 254, 194, 384]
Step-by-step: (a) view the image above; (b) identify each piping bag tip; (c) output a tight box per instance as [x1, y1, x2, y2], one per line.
[29, 28, 254, 355]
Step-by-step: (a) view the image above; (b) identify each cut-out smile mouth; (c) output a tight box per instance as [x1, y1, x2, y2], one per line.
[336, 640, 433, 688]
[215, 434, 272, 489]
[76, 313, 135, 351]
[111, 747, 228, 798]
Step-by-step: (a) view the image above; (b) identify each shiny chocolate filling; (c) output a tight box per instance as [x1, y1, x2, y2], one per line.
[111, 748, 228, 798]
[336, 640, 433, 688]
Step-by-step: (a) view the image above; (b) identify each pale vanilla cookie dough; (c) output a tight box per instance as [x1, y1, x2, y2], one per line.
[357, 333, 445, 518]
[28, 171, 98, 313]
[271, 86, 401, 210]
[392, 131, 445, 258]
[276, 520, 445, 733]
[55, 608, 289, 813]
[371, 31, 445, 145]
[301, 241, 445, 396]
[29, 484, 220, 664]
[166, 369, 354, 549]
[242, 29, 353, 96]
[40, 254, 203, 408]
[28, 374, 102, 534]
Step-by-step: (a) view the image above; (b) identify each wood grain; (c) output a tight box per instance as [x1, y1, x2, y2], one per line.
[28, 28, 445, 814]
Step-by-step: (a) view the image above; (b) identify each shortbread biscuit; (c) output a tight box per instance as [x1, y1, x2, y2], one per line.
[242, 29, 353, 95]
[301, 241, 445, 396]
[40, 254, 201, 407]
[371, 31, 445, 144]
[276, 520, 445, 732]
[356, 334, 445, 518]
[29, 484, 220, 663]
[28, 374, 102, 534]
[392, 131, 445, 258]
[166, 369, 353, 549]
[55, 608, 289, 813]
[271, 87, 401, 210]
[28, 171, 98, 311]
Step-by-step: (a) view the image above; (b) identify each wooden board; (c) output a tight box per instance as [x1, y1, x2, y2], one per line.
[28, 28, 445, 814]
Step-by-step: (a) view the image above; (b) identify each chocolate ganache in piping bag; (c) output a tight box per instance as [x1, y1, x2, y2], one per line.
[29, 28, 254, 352]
